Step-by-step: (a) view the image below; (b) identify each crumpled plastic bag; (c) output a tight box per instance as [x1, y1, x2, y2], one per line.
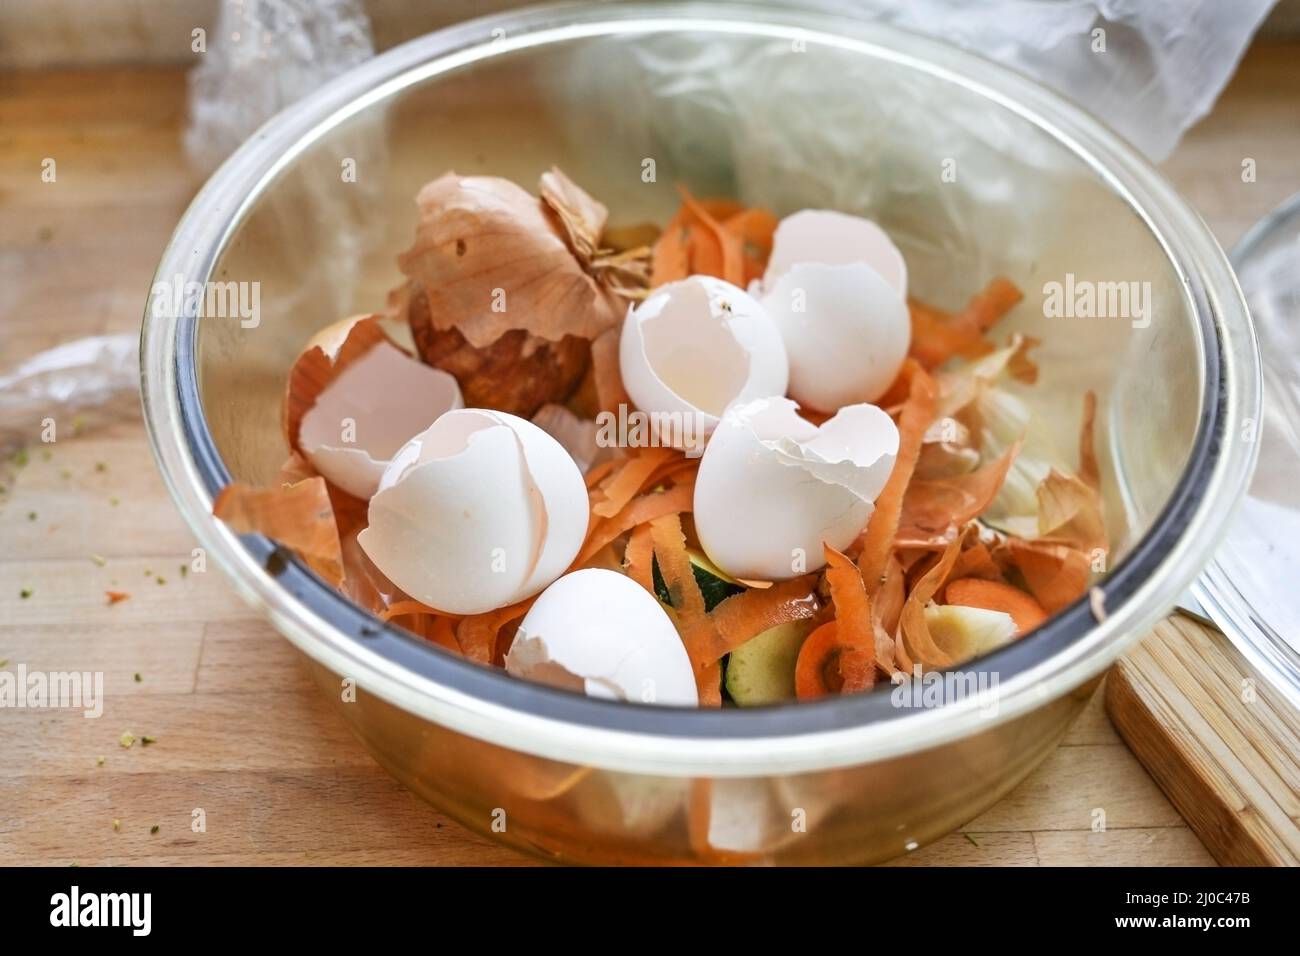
[0, 334, 140, 456]
[186, 0, 387, 344]
[800, 0, 1277, 162]
[184, 0, 376, 173]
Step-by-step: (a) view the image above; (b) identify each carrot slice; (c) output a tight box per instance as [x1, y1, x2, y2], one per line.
[651, 216, 691, 285]
[722, 206, 778, 286]
[945, 578, 1047, 636]
[456, 599, 531, 665]
[909, 299, 988, 370]
[650, 190, 772, 287]
[429, 615, 461, 653]
[907, 279, 1023, 369]
[677, 187, 743, 285]
[956, 277, 1023, 347]
[822, 544, 875, 692]
[858, 360, 937, 593]
[795, 622, 843, 700]
[583, 457, 619, 490]
[623, 523, 655, 595]
[573, 479, 695, 568]
[704, 575, 818, 662]
[649, 513, 722, 706]
[592, 448, 675, 518]
[995, 537, 1092, 614]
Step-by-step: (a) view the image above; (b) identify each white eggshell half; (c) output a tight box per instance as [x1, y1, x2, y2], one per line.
[761, 262, 910, 412]
[762, 208, 907, 297]
[358, 409, 588, 615]
[505, 568, 698, 707]
[298, 339, 463, 499]
[620, 275, 787, 452]
[694, 397, 899, 581]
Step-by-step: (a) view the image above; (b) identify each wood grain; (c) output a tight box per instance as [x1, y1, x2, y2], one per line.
[3, 42, 1298, 867]
[1107, 616, 1300, 866]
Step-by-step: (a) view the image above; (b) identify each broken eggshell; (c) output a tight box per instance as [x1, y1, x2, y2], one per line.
[757, 210, 910, 412]
[694, 397, 899, 581]
[761, 262, 910, 412]
[358, 408, 588, 615]
[762, 209, 908, 296]
[296, 337, 463, 500]
[505, 568, 699, 707]
[619, 275, 787, 452]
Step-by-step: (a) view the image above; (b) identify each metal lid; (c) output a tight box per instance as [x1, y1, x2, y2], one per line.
[1196, 191, 1300, 710]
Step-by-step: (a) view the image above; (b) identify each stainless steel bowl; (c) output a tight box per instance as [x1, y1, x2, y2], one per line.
[142, 2, 1260, 864]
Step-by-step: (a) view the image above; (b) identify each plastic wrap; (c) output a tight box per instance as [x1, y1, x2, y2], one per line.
[184, 0, 376, 173]
[0, 333, 140, 455]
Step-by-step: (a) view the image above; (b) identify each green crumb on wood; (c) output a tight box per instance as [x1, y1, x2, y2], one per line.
[141, 735, 156, 746]
[19, 588, 32, 599]
[12, 449, 28, 467]
[112, 819, 121, 832]
[90, 554, 107, 567]
[96, 756, 105, 766]
[964, 833, 979, 847]
[155, 576, 166, 586]
[119, 731, 135, 749]
[27, 511, 37, 521]
[150, 825, 159, 835]
[134, 673, 142, 683]
[95, 462, 108, 473]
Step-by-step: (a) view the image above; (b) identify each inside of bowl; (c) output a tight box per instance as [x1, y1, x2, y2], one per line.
[196, 23, 1203, 582]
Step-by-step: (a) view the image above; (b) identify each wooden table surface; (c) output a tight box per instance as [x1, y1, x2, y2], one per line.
[2, 43, 1297, 867]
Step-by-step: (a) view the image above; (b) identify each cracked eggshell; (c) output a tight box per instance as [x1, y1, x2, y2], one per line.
[620, 275, 787, 451]
[761, 262, 910, 412]
[505, 568, 698, 707]
[694, 397, 899, 581]
[297, 339, 463, 499]
[762, 209, 907, 297]
[358, 409, 588, 615]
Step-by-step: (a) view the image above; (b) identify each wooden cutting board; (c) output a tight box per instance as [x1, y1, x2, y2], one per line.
[1106, 614, 1300, 866]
